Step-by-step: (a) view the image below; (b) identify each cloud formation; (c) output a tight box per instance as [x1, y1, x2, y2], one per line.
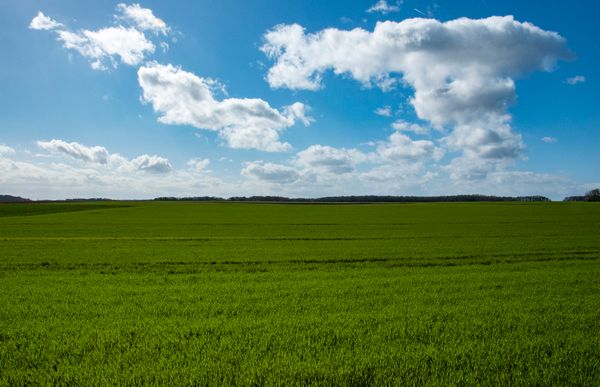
[241, 161, 300, 183]
[294, 145, 367, 174]
[376, 132, 442, 161]
[116, 3, 169, 35]
[37, 139, 109, 164]
[138, 63, 311, 152]
[36, 139, 172, 174]
[367, 1, 402, 14]
[261, 16, 570, 179]
[29, 11, 64, 31]
[30, 4, 169, 69]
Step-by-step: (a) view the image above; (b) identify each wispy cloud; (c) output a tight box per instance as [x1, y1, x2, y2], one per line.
[367, 0, 402, 14]
[374, 106, 392, 117]
[565, 75, 585, 85]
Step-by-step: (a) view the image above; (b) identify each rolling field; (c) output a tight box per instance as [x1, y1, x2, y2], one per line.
[0, 201, 599, 384]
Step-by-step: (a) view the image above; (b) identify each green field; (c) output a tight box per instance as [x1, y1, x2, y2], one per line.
[0, 201, 599, 385]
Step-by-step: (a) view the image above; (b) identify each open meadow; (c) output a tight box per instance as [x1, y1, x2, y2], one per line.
[0, 201, 599, 384]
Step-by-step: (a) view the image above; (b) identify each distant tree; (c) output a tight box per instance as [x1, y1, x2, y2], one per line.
[585, 188, 600, 202]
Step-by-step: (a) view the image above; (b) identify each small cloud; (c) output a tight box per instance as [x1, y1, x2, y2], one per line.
[29, 11, 64, 31]
[37, 139, 109, 164]
[115, 3, 169, 35]
[339, 17, 353, 24]
[187, 158, 210, 172]
[374, 105, 392, 117]
[541, 136, 558, 143]
[367, 0, 402, 14]
[391, 120, 429, 135]
[241, 161, 299, 184]
[565, 75, 585, 85]
[131, 154, 172, 174]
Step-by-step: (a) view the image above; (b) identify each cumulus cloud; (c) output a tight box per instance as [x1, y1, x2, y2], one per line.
[241, 161, 300, 183]
[0, 145, 226, 200]
[30, 4, 169, 70]
[294, 145, 367, 174]
[542, 136, 558, 143]
[261, 16, 569, 179]
[58, 26, 155, 69]
[565, 75, 585, 85]
[391, 120, 428, 134]
[36, 139, 172, 174]
[37, 139, 109, 164]
[130, 154, 172, 173]
[138, 63, 311, 152]
[29, 11, 63, 30]
[376, 132, 443, 161]
[262, 17, 568, 91]
[367, 0, 402, 14]
[116, 3, 169, 35]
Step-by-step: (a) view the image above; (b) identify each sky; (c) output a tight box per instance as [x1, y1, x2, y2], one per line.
[0, 0, 598, 200]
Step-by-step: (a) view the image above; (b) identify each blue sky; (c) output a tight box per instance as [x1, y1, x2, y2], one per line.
[0, 0, 598, 199]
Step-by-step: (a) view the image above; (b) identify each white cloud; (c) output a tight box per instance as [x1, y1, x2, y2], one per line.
[376, 132, 442, 161]
[241, 161, 300, 183]
[0, 145, 15, 155]
[36, 139, 173, 174]
[391, 120, 428, 134]
[542, 136, 558, 143]
[261, 16, 569, 178]
[29, 11, 64, 30]
[367, 0, 402, 14]
[37, 139, 109, 164]
[375, 105, 392, 117]
[116, 3, 169, 35]
[294, 145, 367, 174]
[261, 17, 568, 91]
[130, 154, 172, 174]
[30, 5, 170, 70]
[138, 63, 311, 152]
[187, 158, 210, 172]
[565, 75, 585, 85]
[442, 118, 524, 160]
[57, 26, 154, 69]
[0, 141, 229, 200]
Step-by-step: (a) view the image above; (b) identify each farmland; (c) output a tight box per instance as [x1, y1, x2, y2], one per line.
[0, 201, 599, 384]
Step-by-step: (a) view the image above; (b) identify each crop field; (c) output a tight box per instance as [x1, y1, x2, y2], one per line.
[0, 201, 599, 384]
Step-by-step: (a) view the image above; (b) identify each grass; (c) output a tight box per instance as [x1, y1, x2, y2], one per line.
[0, 201, 599, 384]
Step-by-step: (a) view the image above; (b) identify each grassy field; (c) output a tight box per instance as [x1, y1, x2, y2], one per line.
[0, 201, 599, 384]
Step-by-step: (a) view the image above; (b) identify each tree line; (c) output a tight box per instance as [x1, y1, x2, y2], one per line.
[154, 195, 552, 203]
[563, 188, 600, 202]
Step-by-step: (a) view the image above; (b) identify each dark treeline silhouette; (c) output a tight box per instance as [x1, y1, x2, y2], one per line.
[155, 196, 225, 202]
[65, 198, 114, 202]
[563, 196, 585, 202]
[0, 195, 31, 203]
[154, 195, 551, 203]
[563, 188, 600, 202]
